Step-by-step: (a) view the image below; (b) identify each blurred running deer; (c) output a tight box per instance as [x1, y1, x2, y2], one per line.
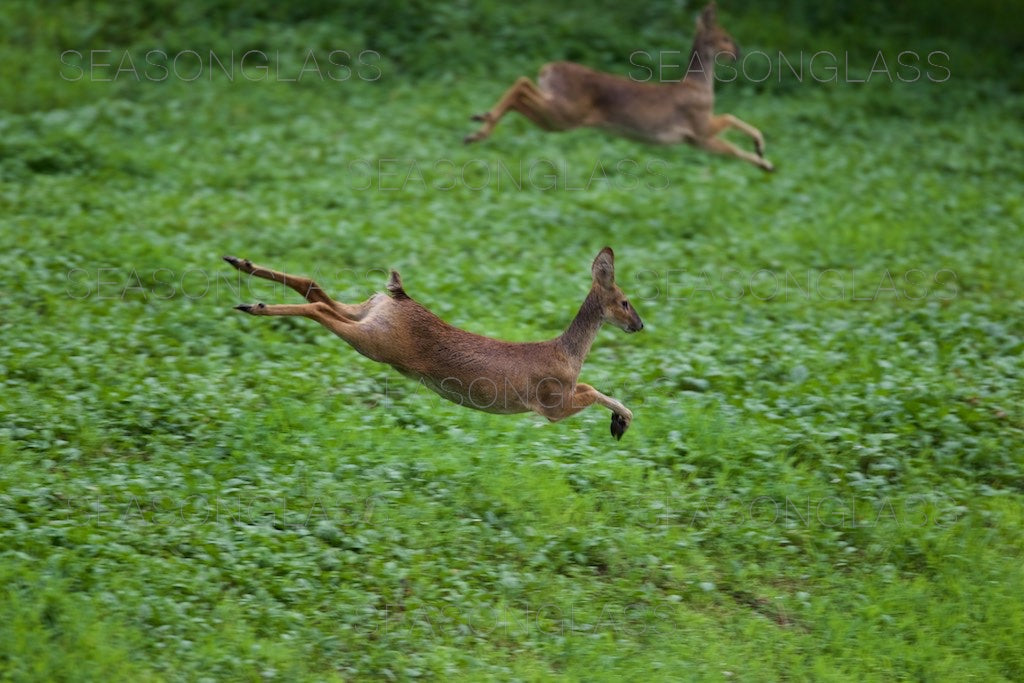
[224, 248, 644, 439]
[465, 2, 773, 171]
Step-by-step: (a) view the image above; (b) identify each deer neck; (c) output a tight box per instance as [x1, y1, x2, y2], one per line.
[685, 37, 717, 90]
[558, 288, 605, 366]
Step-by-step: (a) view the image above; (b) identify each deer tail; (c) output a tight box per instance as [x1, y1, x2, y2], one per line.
[387, 270, 410, 300]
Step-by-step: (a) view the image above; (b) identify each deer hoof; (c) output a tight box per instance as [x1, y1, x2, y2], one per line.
[224, 256, 253, 271]
[470, 113, 488, 122]
[610, 413, 630, 440]
[234, 302, 266, 314]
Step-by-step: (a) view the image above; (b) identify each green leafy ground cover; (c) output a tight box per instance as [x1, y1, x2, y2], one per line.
[1, 1, 1023, 680]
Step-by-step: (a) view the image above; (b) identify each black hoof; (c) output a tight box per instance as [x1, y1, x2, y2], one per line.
[610, 414, 629, 440]
[224, 256, 252, 269]
[470, 113, 486, 122]
[234, 302, 265, 313]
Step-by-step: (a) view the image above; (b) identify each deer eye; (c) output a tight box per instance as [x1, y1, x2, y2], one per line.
[620, 300, 630, 310]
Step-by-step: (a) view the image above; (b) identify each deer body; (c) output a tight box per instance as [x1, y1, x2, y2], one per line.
[465, 3, 773, 171]
[535, 62, 712, 145]
[225, 248, 643, 439]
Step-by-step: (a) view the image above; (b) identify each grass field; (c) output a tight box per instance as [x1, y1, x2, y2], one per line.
[2, 2, 1023, 680]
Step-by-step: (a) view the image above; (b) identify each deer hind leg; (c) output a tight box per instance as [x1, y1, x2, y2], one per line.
[224, 256, 331, 303]
[539, 382, 633, 440]
[465, 77, 561, 143]
[232, 293, 391, 358]
[234, 301, 331, 319]
[232, 302, 354, 345]
[224, 256, 377, 321]
[699, 136, 774, 173]
[709, 114, 773, 171]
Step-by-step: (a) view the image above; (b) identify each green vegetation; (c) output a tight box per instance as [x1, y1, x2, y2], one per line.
[2, 1, 1022, 680]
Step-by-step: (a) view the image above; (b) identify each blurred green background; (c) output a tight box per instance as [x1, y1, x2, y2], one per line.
[3, 0, 1023, 112]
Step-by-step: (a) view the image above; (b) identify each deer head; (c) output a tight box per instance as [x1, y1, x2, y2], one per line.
[696, 2, 740, 62]
[591, 247, 644, 333]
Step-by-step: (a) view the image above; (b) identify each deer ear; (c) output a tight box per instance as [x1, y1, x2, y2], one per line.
[592, 247, 615, 288]
[700, 2, 718, 27]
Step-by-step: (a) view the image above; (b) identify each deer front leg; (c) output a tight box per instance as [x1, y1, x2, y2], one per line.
[710, 114, 768, 158]
[540, 382, 634, 440]
[465, 77, 559, 143]
[712, 114, 770, 158]
[699, 136, 774, 172]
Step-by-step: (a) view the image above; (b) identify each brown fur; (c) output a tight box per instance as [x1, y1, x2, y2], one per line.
[224, 248, 644, 439]
[465, 2, 773, 172]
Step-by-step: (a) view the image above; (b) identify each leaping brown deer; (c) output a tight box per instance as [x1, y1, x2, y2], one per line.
[465, 2, 773, 172]
[224, 248, 644, 439]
